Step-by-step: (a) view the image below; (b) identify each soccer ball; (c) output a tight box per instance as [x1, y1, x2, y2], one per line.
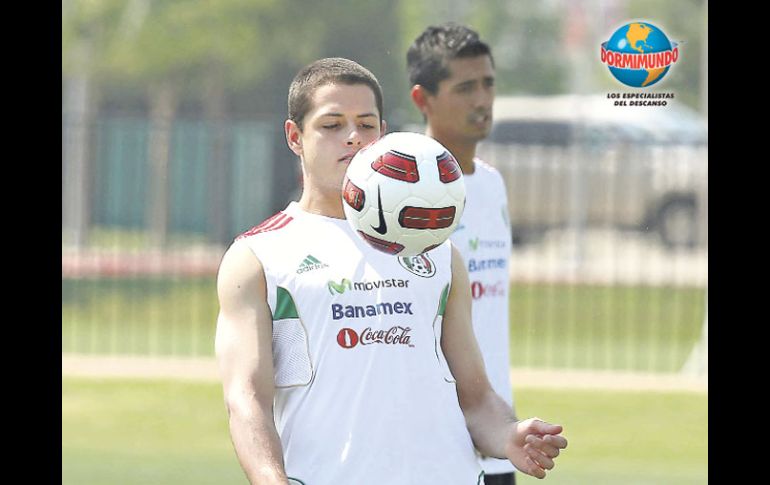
[342, 131, 466, 257]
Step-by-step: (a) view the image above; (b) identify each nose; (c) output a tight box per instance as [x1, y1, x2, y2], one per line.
[474, 90, 493, 111]
[346, 128, 363, 146]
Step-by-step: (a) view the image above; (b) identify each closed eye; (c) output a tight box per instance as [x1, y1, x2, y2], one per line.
[456, 83, 474, 93]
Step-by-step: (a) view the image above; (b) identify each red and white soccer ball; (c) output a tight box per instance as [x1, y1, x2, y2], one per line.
[342, 132, 466, 257]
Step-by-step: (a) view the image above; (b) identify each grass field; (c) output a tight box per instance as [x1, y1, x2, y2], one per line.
[61, 377, 708, 485]
[62, 278, 219, 357]
[62, 278, 706, 373]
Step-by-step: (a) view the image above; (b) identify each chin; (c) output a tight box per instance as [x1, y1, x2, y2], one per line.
[466, 131, 489, 143]
[466, 125, 491, 138]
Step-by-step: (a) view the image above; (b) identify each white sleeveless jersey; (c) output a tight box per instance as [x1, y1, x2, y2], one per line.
[450, 159, 516, 475]
[237, 202, 484, 485]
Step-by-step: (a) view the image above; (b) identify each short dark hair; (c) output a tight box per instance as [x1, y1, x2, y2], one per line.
[288, 57, 384, 131]
[406, 22, 494, 94]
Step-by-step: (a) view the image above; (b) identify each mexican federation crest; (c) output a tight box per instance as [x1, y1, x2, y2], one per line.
[398, 253, 436, 278]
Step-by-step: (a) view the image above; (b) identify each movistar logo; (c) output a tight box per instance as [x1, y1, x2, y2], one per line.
[328, 278, 352, 294]
[468, 238, 507, 252]
[296, 255, 329, 274]
[327, 277, 409, 295]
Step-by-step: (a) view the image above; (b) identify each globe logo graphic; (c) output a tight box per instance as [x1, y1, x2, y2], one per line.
[600, 22, 679, 88]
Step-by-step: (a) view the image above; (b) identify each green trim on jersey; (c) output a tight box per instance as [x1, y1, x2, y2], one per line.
[478, 470, 486, 484]
[287, 478, 306, 485]
[437, 283, 450, 316]
[274, 286, 299, 320]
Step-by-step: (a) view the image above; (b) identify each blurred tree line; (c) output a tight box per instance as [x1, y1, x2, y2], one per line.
[62, 0, 706, 247]
[63, 0, 706, 124]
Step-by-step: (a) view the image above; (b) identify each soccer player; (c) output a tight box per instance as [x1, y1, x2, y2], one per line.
[407, 23, 518, 485]
[215, 57, 566, 485]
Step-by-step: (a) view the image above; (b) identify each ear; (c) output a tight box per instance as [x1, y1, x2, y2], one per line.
[284, 119, 303, 157]
[410, 85, 431, 116]
[380, 119, 387, 136]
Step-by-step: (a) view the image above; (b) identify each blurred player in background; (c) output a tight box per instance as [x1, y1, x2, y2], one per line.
[215, 57, 566, 485]
[408, 23, 518, 485]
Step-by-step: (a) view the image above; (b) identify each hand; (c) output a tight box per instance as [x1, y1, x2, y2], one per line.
[505, 417, 568, 479]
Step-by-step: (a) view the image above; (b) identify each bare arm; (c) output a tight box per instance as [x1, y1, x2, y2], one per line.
[442, 244, 567, 478]
[214, 241, 288, 484]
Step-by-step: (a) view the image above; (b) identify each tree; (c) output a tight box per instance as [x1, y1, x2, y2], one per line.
[467, 0, 569, 95]
[65, 0, 418, 246]
[62, 0, 126, 248]
[85, 0, 327, 246]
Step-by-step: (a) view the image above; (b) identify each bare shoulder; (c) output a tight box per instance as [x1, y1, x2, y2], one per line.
[215, 240, 276, 403]
[217, 240, 266, 309]
[215, 240, 274, 377]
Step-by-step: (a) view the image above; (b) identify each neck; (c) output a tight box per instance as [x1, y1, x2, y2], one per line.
[297, 186, 346, 219]
[424, 128, 476, 174]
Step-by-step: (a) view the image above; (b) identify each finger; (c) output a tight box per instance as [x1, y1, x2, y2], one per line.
[525, 435, 561, 458]
[527, 436, 560, 458]
[526, 444, 556, 471]
[524, 455, 546, 479]
[529, 419, 563, 436]
[543, 434, 568, 450]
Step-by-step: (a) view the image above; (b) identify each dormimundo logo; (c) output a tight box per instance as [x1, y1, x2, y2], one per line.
[600, 22, 679, 88]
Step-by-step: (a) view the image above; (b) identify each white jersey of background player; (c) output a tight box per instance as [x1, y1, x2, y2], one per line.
[408, 23, 518, 482]
[215, 57, 566, 485]
[451, 159, 516, 476]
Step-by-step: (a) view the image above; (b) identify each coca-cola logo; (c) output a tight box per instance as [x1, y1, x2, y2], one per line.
[336, 326, 414, 349]
[337, 328, 359, 348]
[470, 280, 506, 300]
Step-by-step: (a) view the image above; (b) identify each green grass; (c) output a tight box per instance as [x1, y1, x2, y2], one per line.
[61, 378, 707, 485]
[508, 284, 706, 372]
[62, 277, 219, 357]
[62, 378, 246, 485]
[61, 278, 706, 372]
[515, 387, 708, 485]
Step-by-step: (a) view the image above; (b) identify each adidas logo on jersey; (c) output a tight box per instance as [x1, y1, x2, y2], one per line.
[296, 255, 329, 274]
